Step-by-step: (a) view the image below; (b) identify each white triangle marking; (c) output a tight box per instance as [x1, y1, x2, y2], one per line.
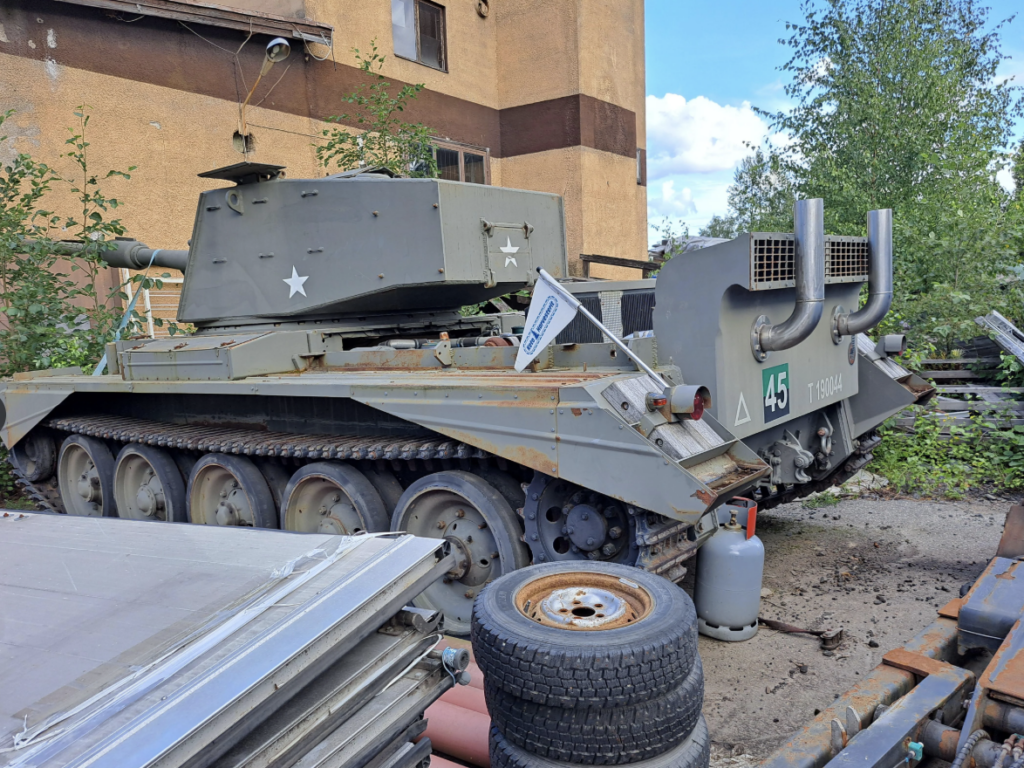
[734, 392, 751, 426]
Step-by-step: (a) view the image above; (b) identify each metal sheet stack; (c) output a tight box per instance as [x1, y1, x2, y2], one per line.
[0, 513, 460, 768]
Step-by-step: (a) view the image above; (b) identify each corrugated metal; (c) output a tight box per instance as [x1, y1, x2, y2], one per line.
[621, 289, 656, 336]
[556, 296, 603, 344]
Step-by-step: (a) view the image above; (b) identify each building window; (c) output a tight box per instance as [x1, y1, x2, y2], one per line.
[432, 141, 490, 184]
[392, 0, 447, 71]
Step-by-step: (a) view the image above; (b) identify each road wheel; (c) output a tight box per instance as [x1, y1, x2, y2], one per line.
[255, 460, 291, 513]
[281, 462, 388, 534]
[489, 716, 710, 768]
[113, 444, 187, 522]
[10, 429, 57, 483]
[188, 454, 277, 528]
[475, 467, 526, 511]
[57, 435, 117, 517]
[487, 657, 704, 764]
[472, 561, 697, 708]
[362, 465, 405, 516]
[392, 470, 530, 636]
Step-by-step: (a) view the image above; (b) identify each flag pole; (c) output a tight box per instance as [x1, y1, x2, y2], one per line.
[536, 269, 669, 390]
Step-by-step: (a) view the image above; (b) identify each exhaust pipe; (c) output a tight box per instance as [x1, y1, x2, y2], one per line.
[751, 198, 825, 361]
[833, 209, 893, 341]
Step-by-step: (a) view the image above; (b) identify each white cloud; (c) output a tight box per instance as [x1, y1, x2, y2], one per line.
[997, 167, 1015, 195]
[646, 93, 771, 178]
[650, 179, 698, 217]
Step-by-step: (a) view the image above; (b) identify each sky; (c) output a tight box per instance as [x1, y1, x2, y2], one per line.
[644, 0, 1024, 244]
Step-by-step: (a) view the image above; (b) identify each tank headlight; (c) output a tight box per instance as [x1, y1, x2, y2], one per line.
[666, 385, 711, 420]
[876, 334, 906, 358]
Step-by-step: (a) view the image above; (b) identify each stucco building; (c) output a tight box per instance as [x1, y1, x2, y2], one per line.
[0, 0, 647, 329]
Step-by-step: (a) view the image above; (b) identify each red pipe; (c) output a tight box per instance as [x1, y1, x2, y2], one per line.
[441, 682, 488, 715]
[430, 757, 469, 768]
[421, 701, 491, 768]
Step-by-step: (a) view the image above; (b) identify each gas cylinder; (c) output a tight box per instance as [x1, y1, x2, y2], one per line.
[694, 507, 765, 641]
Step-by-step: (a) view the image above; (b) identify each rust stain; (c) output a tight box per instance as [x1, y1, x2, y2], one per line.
[935, 725, 961, 761]
[762, 665, 914, 768]
[571, 408, 582, 416]
[937, 597, 964, 619]
[692, 488, 716, 507]
[905, 618, 960, 657]
[433, 426, 554, 475]
[980, 620, 1024, 700]
[883, 648, 958, 678]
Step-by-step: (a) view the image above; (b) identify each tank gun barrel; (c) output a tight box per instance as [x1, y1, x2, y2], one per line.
[20, 237, 189, 272]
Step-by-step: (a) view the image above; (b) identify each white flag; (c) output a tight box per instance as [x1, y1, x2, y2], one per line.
[515, 276, 578, 371]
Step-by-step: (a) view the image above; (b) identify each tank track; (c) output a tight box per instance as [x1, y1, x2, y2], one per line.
[754, 430, 881, 510]
[44, 415, 490, 462]
[10, 462, 64, 513]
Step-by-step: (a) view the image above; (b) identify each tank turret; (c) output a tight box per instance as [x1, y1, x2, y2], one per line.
[168, 163, 568, 328]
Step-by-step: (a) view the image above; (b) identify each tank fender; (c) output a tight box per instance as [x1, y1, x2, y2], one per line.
[349, 373, 767, 522]
[0, 379, 75, 449]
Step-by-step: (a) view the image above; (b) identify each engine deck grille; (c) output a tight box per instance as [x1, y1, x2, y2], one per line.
[751, 238, 796, 289]
[749, 234, 870, 290]
[825, 237, 870, 282]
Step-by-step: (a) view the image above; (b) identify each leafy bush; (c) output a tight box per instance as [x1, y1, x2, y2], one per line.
[316, 42, 437, 177]
[872, 407, 1024, 497]
[0, 107, 174, 380]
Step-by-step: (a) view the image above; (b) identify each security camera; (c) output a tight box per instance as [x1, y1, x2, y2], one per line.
[266, 37, 291, 64]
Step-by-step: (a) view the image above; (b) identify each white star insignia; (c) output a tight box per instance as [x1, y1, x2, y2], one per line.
[283, 266, 309, 298]
[500, 236, 519, 268]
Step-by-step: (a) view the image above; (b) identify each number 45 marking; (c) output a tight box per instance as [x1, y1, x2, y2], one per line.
[762, 363, 790, 423]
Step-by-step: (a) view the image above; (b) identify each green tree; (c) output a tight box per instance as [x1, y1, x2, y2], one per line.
[317, 41, 437, 177]
[725, 0, 1024, 349]
[725, 147, 797, 233]
[763, 0, 1022, 232]
[1013, 140, 1024, 201]
[698, 214, 738, 239]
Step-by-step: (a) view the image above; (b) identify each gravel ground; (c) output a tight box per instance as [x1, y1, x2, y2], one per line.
[702, 495, 1014, 766]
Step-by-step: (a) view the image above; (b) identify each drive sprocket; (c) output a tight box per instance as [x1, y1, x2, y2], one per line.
[521, 473, 639, 566]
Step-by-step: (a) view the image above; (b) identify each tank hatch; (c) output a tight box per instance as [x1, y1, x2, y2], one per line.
[177, 169, 568, 327]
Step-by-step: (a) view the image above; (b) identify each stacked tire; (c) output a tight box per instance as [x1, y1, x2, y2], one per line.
[471, 561, 709, 768]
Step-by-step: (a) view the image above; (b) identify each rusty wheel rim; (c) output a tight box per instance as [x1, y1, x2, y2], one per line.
[515, 571, 654, 630]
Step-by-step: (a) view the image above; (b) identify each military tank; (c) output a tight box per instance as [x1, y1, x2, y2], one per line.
[0, 162, 928, 634]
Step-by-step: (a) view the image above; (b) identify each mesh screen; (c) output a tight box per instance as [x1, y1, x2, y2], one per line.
[751, 238, 796, 287]
[825, 239, 870, 281]
[750, 235, 870, 289]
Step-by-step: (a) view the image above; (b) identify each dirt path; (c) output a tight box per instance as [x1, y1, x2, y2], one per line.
[702, 496, 1011, 765]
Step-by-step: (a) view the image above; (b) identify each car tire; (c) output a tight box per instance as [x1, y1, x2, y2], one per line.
[471, 561, 698, 708]
[489, 715, 710, 768]
[486, 657, 704, 764]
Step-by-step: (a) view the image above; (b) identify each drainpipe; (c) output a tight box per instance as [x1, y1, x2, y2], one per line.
[751, 198, 826, 361]
[832, 209, 893, 341]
